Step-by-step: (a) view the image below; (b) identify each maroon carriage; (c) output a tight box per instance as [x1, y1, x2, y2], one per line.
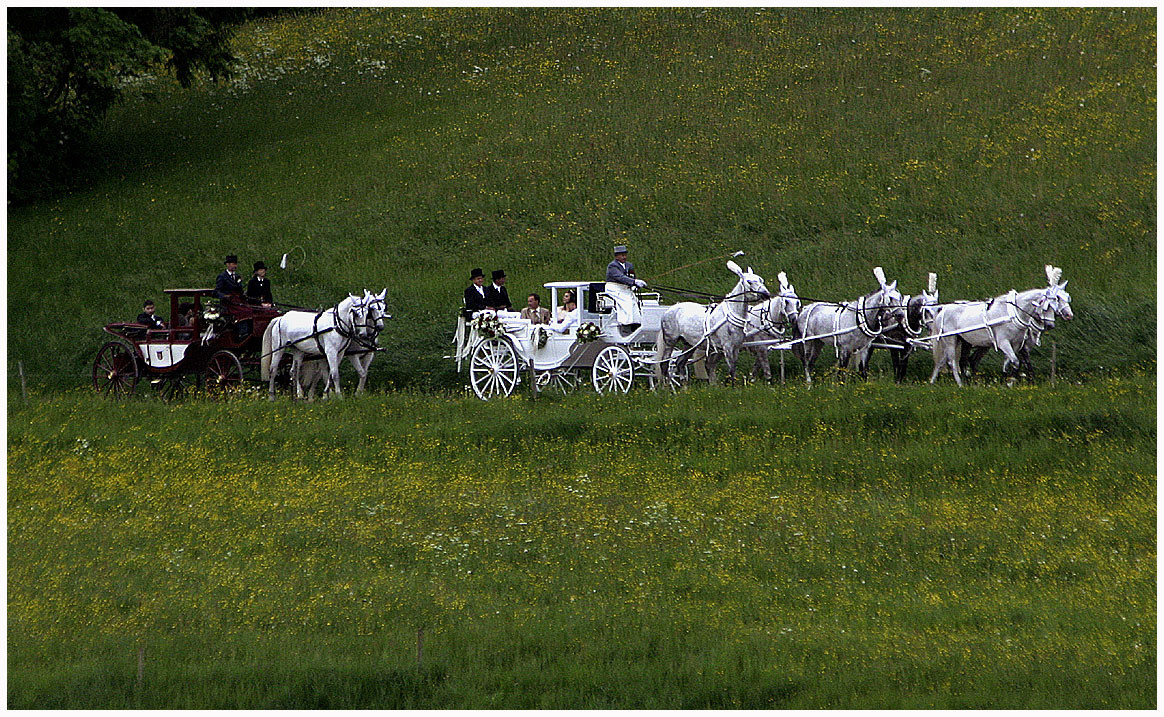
[92, 289, 283, 398]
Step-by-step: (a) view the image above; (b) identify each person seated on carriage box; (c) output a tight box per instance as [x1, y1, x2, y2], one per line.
[136, 300, 166, 331]
[214, 254, 245, 302]
[246, 261, 274, 306]
[548, 297, 579, 334]
[520, 293, 551, 324]
[484, 269, 512, 312]
[463, 267, 488, 318]
[606, 245, 647, 336]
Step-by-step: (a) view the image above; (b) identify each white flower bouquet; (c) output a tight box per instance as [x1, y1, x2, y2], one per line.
[472, 311, 505, 338]
[576, 322, 601, 343]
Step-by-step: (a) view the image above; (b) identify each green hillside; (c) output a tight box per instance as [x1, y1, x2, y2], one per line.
[7, 8, 1156, 389]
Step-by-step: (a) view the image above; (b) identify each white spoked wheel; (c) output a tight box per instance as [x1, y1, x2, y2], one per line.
[592, 345, 634, 395]
[469, 337, 519, 400]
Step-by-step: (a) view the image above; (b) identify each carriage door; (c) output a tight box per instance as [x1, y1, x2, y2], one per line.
[143, 331, 175, 368]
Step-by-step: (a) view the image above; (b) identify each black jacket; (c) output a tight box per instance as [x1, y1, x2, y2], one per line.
[246, 275, 274, 304]
[136, 312, 166, 330]
[464, 284, 489, 316]
[215, 270, 244, 300]
[484, 283, 511, 311]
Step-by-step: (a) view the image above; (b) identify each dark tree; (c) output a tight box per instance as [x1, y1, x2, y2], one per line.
[7, 7, 251, 202]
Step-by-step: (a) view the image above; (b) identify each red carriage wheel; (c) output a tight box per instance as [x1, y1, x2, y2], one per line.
[204, 350, 245, 397]
[92, 341, 140, 397]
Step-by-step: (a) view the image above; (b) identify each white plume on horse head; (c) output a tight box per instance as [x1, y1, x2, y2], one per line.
[778, 271, 789, 290]
[928, 272, 937, 294]
[873, 266, 887, 290]
[726, 260, 743, 277]
[1045, 265, 1063, 286]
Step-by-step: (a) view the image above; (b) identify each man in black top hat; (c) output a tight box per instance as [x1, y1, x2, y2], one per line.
[484, 269, 511, 311]
[246, 261, 274, 306]
[463, 267, 488, 317]
[215, 254, 245, 301]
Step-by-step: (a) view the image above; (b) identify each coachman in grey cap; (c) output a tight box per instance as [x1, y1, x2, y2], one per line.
[605, 244, 646, 335]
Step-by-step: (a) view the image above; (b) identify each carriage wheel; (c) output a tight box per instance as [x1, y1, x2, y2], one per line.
[592, 345, 634, 395]
[469, 337, 519, 400]
[204, 350, 245, 397]
[92, 341, 140, 397]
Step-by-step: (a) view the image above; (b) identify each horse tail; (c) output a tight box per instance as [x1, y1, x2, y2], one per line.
[261, 318, 277, 382]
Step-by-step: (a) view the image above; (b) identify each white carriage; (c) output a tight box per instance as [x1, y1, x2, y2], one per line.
[452, 281, 684, 399]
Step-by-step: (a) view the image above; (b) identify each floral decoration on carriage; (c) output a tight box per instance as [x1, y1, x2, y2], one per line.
[471, 311, 506, 338]
[576, 322, 601, 343]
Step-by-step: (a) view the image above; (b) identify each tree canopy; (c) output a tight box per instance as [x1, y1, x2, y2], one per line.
[7, 8, 249, 202]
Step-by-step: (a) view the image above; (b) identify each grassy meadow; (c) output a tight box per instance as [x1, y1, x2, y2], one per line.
[4, 7, 1157, 389]
[7, 377, 1157, 708]
[6, 7, 1157, 710]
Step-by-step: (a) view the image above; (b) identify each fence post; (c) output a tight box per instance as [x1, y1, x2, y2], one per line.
[18, 361, 28, 401]
[528, 359, 538, 399]
[416, 627, 424, 669]
[1050, 341, 1057, 386]
[136, 644, 145, 690]
[779, 351, 785, 384]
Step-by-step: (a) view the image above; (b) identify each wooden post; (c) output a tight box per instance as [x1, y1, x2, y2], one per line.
[18, 361, 28, 400]
[416, 627, 424, 669]
[528, 359, 538, 399]
[779, 351, 785, 384]
[1050, 341, 1057, 386]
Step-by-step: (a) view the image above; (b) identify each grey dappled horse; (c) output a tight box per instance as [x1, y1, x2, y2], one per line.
[857, 273, 940, 382]
[792, 267, 907, 383]
[929, 265, 1073, 386]
[654, 261, 771, 386]
[744, 271, 801, 382]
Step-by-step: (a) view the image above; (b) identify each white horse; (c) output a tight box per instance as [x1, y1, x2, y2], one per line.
[654, 261, 771, 386]
[744, 271, 802, 382]
[261, 294, 367, 399]
[792, 267, 907, 383]
[299, 289, 390, 398]
[929, 265, 1073, 386]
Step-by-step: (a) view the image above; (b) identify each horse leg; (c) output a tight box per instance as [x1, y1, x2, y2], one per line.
[291, 353, 305, 399]
[327, 351, 343, 398]
[801, 341, 818, 384]
[268, 348, 283, 400]
[890, 348, 903, 382]
[704, 348, 721, 385]
[997, 340, 1022, 386]
[350, 353, 369, 395]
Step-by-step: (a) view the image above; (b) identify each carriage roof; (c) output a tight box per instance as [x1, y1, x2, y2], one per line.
[542, 281, 594, 289]
[164, 288, 215, 295]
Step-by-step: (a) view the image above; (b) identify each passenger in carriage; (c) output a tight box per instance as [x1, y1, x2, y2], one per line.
[556, 290, 576, 322]
[136, 300, 166, 330]
[549, 295, 579, 334]
[520, 293, 551, 324]
[214, 254, 245, 302]
[175, 303, 196, 340]
[484, 269, 512, 312]
[463, 267, 488, 318]
[246, 261, 274, 306]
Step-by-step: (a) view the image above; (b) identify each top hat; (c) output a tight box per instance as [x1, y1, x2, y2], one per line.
[224, 254, 238, 264]
[613, 245, 628, 255]
[253, 261, 266, 271]
[470, 267, 484, 279]
[491, 269, 506, 280]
